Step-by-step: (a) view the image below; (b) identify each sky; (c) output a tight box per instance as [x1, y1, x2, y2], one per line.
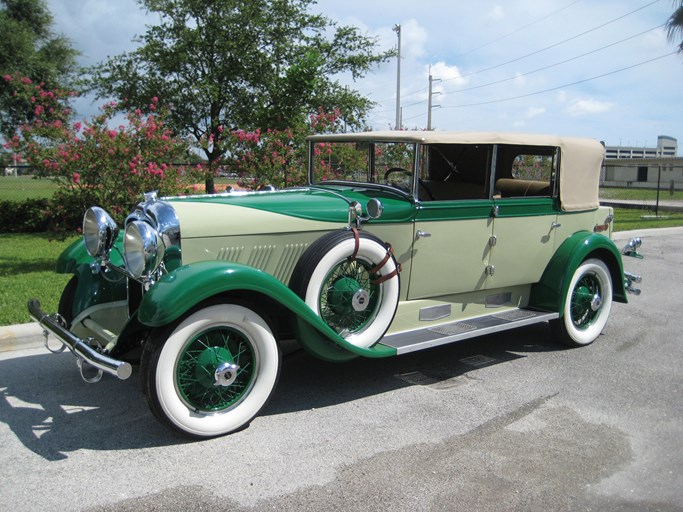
[46, 0, 683, 152]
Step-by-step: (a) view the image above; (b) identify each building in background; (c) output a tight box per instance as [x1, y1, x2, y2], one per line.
[604, 135, 678, 159]
[601, 135, 682, 190]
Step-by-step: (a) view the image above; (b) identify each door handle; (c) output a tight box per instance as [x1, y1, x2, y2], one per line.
[416, 230, 431, 238]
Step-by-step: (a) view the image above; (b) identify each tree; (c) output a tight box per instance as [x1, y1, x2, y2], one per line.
[667, 1, 683, 54]
[4, 76, 203, 233]
[87, 0, 393, 192]
[0, 0, 79, 140]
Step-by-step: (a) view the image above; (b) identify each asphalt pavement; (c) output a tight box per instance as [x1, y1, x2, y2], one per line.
[0, 227, 681, 511]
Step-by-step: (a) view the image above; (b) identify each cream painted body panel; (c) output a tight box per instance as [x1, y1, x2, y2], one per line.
[386, 285, 530, 335]
[407, 217, 493, 299]
[554, 207, 614, 243]
[171, 201, 342, 238]
[488, 214, 557, 288]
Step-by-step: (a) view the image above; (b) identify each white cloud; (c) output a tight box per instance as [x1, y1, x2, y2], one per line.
[566, 99, 615, 117]
[488, 5, 505, 20]
[398, 19, 428, 60]
[526, 107, 546, 119]
[430, 61, 467, 89]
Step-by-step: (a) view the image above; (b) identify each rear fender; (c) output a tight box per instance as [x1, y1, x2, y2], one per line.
[529, 231, 628, 315]
[137, 261, 397, 361]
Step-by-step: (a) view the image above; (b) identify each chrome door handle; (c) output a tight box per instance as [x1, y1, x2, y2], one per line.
[551, 222, 561, 230]
[416, 230, 431, 238]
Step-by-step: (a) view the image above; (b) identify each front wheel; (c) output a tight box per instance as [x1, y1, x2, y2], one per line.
[141, 303, 280, 438]
[550, 258, 613, 347]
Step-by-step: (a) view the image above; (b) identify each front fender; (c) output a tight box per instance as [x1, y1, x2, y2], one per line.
[137, 261, 396, 360]
[56, 233, 125, 274]
[529, 231, 628, 314]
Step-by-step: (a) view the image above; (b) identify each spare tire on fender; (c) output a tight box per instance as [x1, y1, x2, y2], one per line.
[289, 229, 400, 348]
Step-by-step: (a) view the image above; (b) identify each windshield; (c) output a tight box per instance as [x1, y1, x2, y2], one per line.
[309, 140, 417, 193]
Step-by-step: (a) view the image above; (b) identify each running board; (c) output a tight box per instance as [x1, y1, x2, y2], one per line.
[379, 309, 559, 355]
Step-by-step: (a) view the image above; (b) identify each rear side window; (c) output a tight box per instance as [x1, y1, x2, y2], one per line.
[495, 145, 558, 198]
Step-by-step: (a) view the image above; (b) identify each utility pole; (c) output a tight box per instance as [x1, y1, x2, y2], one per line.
[393, 24, 401, 130]
[427, 67, 441, 131]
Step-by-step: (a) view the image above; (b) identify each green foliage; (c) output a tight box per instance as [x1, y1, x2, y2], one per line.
[666, 0, 683, 53]
[85, 0, 392, 190]
[0, 0, 79, 139]
[0, 197, 50, 232]
[220, 107, 345, 189]
[5, 77, 204, 234]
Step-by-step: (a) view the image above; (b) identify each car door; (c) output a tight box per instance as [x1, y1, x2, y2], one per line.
[407, 143, 495, 300]
[487, 145, 560, 289]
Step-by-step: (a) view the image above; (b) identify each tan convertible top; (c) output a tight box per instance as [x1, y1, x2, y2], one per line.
[307, 131, 605, 212]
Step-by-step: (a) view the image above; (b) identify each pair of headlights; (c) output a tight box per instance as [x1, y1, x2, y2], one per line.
[83, 206, 165, 280]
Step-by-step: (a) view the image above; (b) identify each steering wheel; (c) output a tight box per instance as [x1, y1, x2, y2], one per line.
[384, 167, 411, 180]
[383, 167, 413, 192]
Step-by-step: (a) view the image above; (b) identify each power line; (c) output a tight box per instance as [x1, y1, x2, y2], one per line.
[444, 24, 664, 96]
[441, 0, 663, 83]
[456, 0, 583, 58]
[370, 0, 663, 111]
[440, 51, 677, 109]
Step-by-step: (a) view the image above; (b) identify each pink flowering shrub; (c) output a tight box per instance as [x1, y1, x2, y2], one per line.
[4, 75, 202, 232]
[211, 107, 346, 190]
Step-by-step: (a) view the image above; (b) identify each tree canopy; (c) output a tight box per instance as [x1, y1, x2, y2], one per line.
[87, 0, 393, 189]
[666, 0, 683, 54]
[0, 0, 79, 139]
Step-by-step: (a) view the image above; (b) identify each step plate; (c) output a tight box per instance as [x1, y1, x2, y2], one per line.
[380, 309, 559, 355]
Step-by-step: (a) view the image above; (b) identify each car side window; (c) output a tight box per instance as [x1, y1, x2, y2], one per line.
[494, 145, 558, 198]
[418, 144, 492, 201]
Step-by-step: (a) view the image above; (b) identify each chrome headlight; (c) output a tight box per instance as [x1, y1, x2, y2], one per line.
[124, 221, 165, 279]
[83, 207, 119, 258]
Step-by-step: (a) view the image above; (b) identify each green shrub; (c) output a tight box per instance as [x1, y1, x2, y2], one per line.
[0, 198, 52, 232]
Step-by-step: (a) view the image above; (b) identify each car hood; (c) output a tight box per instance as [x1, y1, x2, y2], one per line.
[165, 186, 414, 239]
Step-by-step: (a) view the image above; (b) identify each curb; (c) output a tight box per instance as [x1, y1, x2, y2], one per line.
[601, 199, 683, 213]
[0, 322, 45, 352]
[2, 226, 682, 353]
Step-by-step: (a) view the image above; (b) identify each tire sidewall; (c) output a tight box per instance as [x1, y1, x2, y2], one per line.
[303, 234, 399, 348]
[562, 258, 613, 345]
[152, 303, 279, 437]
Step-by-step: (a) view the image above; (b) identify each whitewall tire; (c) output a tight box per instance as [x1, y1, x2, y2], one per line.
[551, 258, 613, 347]
[290, 230, 400, 348]
[142, 303, 280, 438]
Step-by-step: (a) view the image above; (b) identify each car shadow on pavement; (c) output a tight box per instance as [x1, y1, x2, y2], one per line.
[0, 351, 184, 461]
[264, 322, 564, 416]
[0, 323, 563, 460]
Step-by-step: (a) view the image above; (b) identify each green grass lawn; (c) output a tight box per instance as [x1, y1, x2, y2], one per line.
[0, 233, 77, 325]
[0, 175, 59, 201]
[600, 186, 683, 201]
[612, 207, 683, 231]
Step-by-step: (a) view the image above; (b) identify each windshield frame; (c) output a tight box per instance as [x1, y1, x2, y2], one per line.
[307, 139, 419, 197]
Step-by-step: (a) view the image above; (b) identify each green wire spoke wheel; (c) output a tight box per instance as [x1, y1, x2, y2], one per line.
[551, 258, 613, 347]
[142, 303, 280, 438]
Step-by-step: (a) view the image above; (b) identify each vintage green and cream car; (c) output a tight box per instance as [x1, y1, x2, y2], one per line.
[29, 131, 643, 438]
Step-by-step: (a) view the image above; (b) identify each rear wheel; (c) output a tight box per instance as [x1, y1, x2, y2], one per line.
[551, 258, 613, 347]
[141, 303, 280, 438]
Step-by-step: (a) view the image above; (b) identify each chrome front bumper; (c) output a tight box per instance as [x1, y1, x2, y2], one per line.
[28, 299, 132, 381]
